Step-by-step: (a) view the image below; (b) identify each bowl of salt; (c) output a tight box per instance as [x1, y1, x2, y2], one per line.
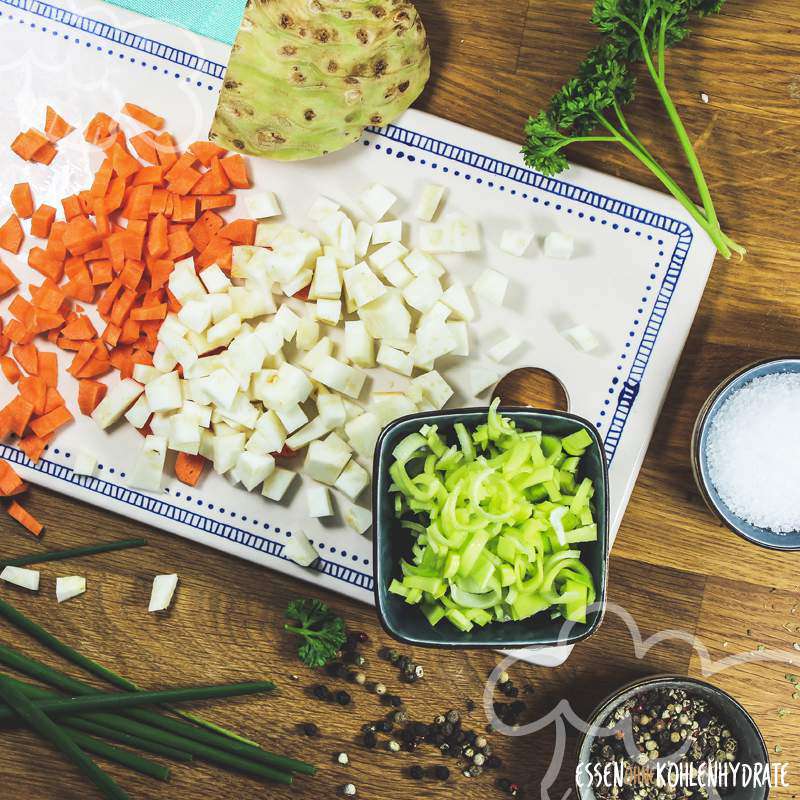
[691, 357, 800, 550]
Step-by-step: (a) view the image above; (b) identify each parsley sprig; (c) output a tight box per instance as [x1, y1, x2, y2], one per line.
[523, 1, 744, 259]
[284, 598, 346, 668]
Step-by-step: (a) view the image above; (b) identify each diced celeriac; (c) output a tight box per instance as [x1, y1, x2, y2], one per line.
[56, 576, 86, 603]
[305, 438, 350, 484]
[308, 485, 334, 517]
[1, 566, 39, 591]
[345, 412, 381, 458]
[500, 229, 535, 257]
[360, 184, 397, 222]
[469, 364, 500, 395]
[145, 371, 182, 413]
[382, 260, 414, 289]
[311, 356, 366, 400]
[488, 335, 523, 362]
[404, 249, 445, 278]
[296, 319, 320, 350]
[199, 264, 232, 293]
[563, 324, 600, 353]
[276, 404, 309, 435]
[262, 467, 296, 501]
[473, 269, 509, 306]
[91, 379, 144, 430]
[343, 321, 375, 368]
[369, 242, 408, 272]
[403, 273, 442, 313]
[411, 371, 453, 409]
[310, 256, 341, 300]
[412, 321, 457, 366]
[544, 231, 575, 260]
[308, 195, 340, 221]
[272, 306, 302, 341]
[344, 262, 387, 308]
[440, 283, 475, 321]
[445, 214, 481, 253]
[344, 504, 372, 535]
[373, 393, 417, 426]
[317, 392, 347, 429]
[418, 222, 452, 253]
[282, 530, 318, 567]
[300, 337, 333, 371]
[232, 451, 275, 491]
[129, 435, 168, 491]
[206, 314, 243, 348]
[415, 184, 445, 222]
[358, 290, 411, 341]
[315, 298, 342, 326]
[334, 460, 370, 501]
[372, 220, 403, 245]
[377, 344, 414, 377]
[149, 574, 178, 612]
[354, 221, 373, 257]
[446, 321, 470, 357]
[286, 417, 333, 450]
[245, 191, 281, 219]
[72, 447, 98, 477]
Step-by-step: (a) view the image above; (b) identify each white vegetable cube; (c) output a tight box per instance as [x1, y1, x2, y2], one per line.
[315, 299, 342, 326]
[203, 368, 239, 410]
[544, 231, 575, 260]
[273, 306, 302, 341]
[207, 293, 234, 324]
[262, 467, 296, 501]
[411, 371, 453, 409]
[488, 335, 523, 362]
[177, 299, 211, 333]
[254, 221, 285, 247]
[360, 184, 397, 222]
[149, 574, 178, 612]
[419, 302, 451, 329]
[403, 274, 442, 313]
[145, 371, 182, 413]
[377, 344, 414, 377]
[227, 331, 268, 376]
[310, 256, 341, 300]
[323, 245, 355, 268]
[229, 286, 276, 319]
[312, 356, 366, 400]
[403, 249, 445, 278]
[168, 260, 206, 303]
[56, 576, 86, 603]
[373, 393, 418, 426]
[419, 222, 452, 253]
[129, 435, 167, 492]
[307, 485, 334, 517]
[199, 264, 232, 294]
[344, 504, 372, 535]
[415, 184, 445, 222]
[469, 364, 500, 395]
[233, 451, 276, 491]
[411, 321, 456, 366]
[245, 191, 282, 219]
[372, 220, 403, 245]
[334, 460, 370, 501]
[254, 410, 287, 452]
[354, 221, 373, 258]
[231, 245, 257, 276]
[149, 412, 173, 439]
[1, 566, 40, 591]
[212, 433, 246, 474]
[369, 242, 408, 272]
[308, 195, 340, 221]
[344, 412, 381, 458]
[317, 210, 348, 246]
[446, 214, 481, 253]
[296, 319, 320, 350]
[282, 530, 318, 567]
[91, 379, 144, 430]
[344, 321, 375, 368]
[343, 262, 386, 309]
[72, 448, 97, 477]
[256, 363, 313, 410]
[473, 268, 509, 306]
[299, 337, 333, 371]
[446, 321, 470, 357]
[281, 269, 312, 298]
[206, 314, 243, 348]
[254, 321, 285, 356]
[358, 290, 411, 341]
[500, 229, 535, 257]
[317, 392, 347, 429]
[152, 342, 178, 373]
[132, 364, 161, 385]
[382, 260, 413, 289]
[168, 413, 202, 454]
[337, 216, 356, 254]
[563, 324, 600, 353]
[275, 404, 309, 434]
[286, 417, 333, 450]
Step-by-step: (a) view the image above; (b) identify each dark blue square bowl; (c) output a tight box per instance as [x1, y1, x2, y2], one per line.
[372, 406, 610, 649]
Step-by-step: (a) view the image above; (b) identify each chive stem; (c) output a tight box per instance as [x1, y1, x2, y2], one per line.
[0, 538, 147, 569]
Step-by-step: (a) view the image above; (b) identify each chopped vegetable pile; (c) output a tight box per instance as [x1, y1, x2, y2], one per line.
[388, 400, 599, 632]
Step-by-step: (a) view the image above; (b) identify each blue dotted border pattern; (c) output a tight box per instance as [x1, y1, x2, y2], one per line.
[0, 0, 226, 79]
[363, 124, 694, 463]
[0, 443, 375, 592]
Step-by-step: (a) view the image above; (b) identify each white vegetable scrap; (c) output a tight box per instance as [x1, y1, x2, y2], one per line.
[372, 220, 403, 245]
[469, 364, 500, 396]
[56, 576, 86, 603]
[308, 484, 334, 518]
[473, 269, 509, 306]
[334, 460, 370, 501]
[500, 230, 535, 257]
[415, 184, 445, 222]
[563, 324, 600, 353]
[149, 574, 178, 612]
[344, 504, 372, 535]
[0, 566, 40, 591]
[262, 467, 296, 501]
[283, 530, 319, 567]
[706, 372, 800, 533]
[245, 192, 282, 219]
[543, 231, 575, 260]
[360, 184, 397, 222]
[129, 435, 168, 491]
[488, 335, 523, 363]
[72, 448, 98, 477]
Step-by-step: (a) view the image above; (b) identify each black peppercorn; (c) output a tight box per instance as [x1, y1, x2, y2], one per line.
[335, 690, 351, 706]
[398, 656, 411, 670]
[434, 765, 450, 781]
[312, 684, 331, 701]
[412, 722, 429, 738]
[326, 662, 344, 678]
[409, 765, 424, 780]
[507, 686, 519, 698]
[363, 731, 377, 748]
[389, 695, 403, 708]
[465, 699, 476, 712]
[302, 722, 319, 737]
[376, 720, 393, 733]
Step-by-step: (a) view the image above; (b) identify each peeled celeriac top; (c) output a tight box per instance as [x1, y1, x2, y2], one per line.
[210, 0, 431, 161]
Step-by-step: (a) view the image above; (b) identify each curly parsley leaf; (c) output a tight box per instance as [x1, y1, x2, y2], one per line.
[284, 598, 346, 668]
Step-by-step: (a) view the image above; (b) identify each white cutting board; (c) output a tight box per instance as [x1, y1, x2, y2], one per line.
[0, 0, 716, 666]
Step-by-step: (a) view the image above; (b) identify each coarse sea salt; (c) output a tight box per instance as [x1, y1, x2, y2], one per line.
[706, 372, 800, 533]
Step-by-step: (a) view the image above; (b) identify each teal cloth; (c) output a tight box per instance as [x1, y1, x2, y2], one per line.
[105, 0, 246, 44]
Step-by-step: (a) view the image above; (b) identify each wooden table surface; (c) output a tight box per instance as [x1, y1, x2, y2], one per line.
[2, 1, 800, 798]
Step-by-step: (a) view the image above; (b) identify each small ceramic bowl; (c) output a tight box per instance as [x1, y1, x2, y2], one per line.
[575, 675, 769, 800]
[372, 406, 609, 649]
[691, 357, 800, 550]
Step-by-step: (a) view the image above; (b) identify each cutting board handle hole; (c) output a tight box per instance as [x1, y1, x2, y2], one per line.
[492, 367, 570, 412]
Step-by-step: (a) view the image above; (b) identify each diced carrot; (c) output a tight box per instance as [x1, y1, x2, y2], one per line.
[97, 278, 123, 316]
[43, 387, 64, 414]
[171, 196, 197, 223]
[0, 259, 20, 296]
[0, 460, 24, 495]
[3, 395, 34, 436]
[62, 195, 83, 220]
[28, 247, 63, 282]
[196, 235, 233, 271]
[12, 343, 38, 375]
[7, 500, 44, 536]
[30, 282, 65, 313]
[67, 341, 94, 376]
[155, 132, 179, 169]
[46, 222, 67, 261]
[149, 188, 168, 215]
[38, 351, 58, 388]
[77, 379, 107, 415]
[62, 273, 94, 303]
[31, 142, 58, 165]
[91, 260, 113, 285]
[175, 452, 207, 486]
[119, 317, 140, 344]
[120, 259, 144, 291]
[84, 112, 118, 147]
[0, 357, 20, 384]
[167, 228, 194, 260]
[29, 404, 73, 437]
[11, 128, 49, 161]
[9, 295, 33, 326]
[30, 204, 56, 238]
[90, 159, 114, 198]
[122, 103, 165, 130]
[192, 158, 230, 195]
[61, 315, 97, 340]
[63, 216, 101, 256]
[220, 154, 250, 189]
[189, 210, 224, 252]
[4, 320, 34, 345]
[32, 309, 65, 334]
[130, 303, 167, 321]
[19, 375, 47, 415]
[148, 213, 169, 257]
[18, 433, 50, 464]
[129, 131, 159, 165]
[104, 177, 126, 215]
[110, 143, 140, 180]
[199, 194, 236, 212]
[76, 357, 112, 379]
[133, 165, 163, 186]
[0, 215, 24, 254]
[147, 258, 174, 291]
[219, 219, 257, 245]
[110, 288, 137, 326]
[123, 184, 153, 220]
[101, 321, 121, 347]
[44, 106, 74, 142]
[190, 141, 228, 166]
[10, 184, 34, 219]
[167, 167, 202, 196]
